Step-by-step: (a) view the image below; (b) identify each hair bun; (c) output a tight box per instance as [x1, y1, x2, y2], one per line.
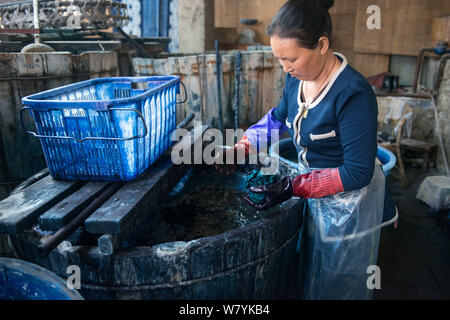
[318, 0, 335, 10]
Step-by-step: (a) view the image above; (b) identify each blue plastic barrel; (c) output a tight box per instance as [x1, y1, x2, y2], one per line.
[377, 146, 396, 177]
[0, 258, 83, 300]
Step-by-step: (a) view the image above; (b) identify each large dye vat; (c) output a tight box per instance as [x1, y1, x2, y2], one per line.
[1, 160, 304, 300]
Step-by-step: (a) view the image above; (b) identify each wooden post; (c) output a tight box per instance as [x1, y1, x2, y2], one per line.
[98, 234, 121, 255]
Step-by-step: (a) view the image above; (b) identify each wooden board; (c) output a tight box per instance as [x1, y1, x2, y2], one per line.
[84, 157, 184, 235]
[214, 0, 361, 47]
[431, 15, 450, 43]
[214, 0, 239, 28]
[38, 182, 110, 231]
[84, 126, 207, 235]
[331, 12, 357, 65]
[0, 176, 81, 234]
[352, 53, 390, 78]
[0, 52, 119, 182]
[354, 0, 450, 56]
[133, 52, 286, 128]
[214, 0, 285, 45]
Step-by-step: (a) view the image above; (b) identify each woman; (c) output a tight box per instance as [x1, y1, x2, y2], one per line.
[215, 0, 396, 299]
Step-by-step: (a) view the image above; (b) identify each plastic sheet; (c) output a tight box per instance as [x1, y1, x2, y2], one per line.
[296, 160, 385, 300]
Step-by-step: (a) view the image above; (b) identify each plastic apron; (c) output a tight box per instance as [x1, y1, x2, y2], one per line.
[243, 105, 386, 299]
[295, 155, 385, 300]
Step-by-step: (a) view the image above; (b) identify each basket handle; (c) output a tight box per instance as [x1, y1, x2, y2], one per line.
[176, 81, 188, 104]
[20, 106, 149, 143]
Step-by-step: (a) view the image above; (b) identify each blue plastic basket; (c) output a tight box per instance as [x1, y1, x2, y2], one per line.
[21, 76, 180, 181]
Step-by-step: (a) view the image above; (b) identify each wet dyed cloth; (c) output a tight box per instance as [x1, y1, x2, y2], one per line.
[245, 169, 277, 205]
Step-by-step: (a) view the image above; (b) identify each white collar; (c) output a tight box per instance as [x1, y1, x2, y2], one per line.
[297, 52, 348, 110]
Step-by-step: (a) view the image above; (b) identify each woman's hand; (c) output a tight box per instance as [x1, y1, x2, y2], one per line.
[213, 146, 238, 176]
[244, 168, 345, 210]
[214, 137, 253, 176]
[244, 176, 294, 211]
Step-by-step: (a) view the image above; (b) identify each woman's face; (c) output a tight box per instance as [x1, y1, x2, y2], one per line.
[270, 35, 327, 81]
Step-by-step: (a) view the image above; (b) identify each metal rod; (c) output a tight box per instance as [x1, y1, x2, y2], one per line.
[33, 0, 40, 44]
[234, 51, 242, 131]
[215, 40, 223, 132]
[413, 48, 434, 93]
[117, 27, 151, 59]
[38, 182, 124, 257]
[433, 53, 450, 96]
[177, 113, 195, 130]
[419, 85, 450, 175]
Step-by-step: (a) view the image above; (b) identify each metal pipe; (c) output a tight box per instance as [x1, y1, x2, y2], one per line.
[413, 48, 434, 93]
[177, 113, 195, 130]
[215, 40, 223, 132]
[32, 0, 40, 44]
[234, 51, 242, 131]
[433, 53, 450, 96]
[117, 27, 151, 59]
[38, 182, 124, 257]
[418, 85, 450, 175]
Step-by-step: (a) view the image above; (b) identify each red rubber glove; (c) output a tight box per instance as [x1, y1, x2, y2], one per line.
[235, 135, 252, 156]
[292, 168, 344, 199]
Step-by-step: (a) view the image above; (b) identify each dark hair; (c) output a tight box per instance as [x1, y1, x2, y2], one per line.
[266, 0, 334, 49]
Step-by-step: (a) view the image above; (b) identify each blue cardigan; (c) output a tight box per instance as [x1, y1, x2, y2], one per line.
[252, 54, 378, 192]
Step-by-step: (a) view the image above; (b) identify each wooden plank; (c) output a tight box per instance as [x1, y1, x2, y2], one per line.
[202, 54, 220, 128]
[0, 52, 119, 183]
[214, 0, 240, 28]
[98, 234, 121, 255]
[72, 51, 119, 78]
[262, 52, 274, 117]
[84, 126, 207, 235]
[214, 0, 366, 49]
[247, 51, 265, 123]
[271, 52, 285, 116]
[431, 15, 450, 44]
[239, 52, 250, 125]
[0, 176, 82, 235]
[38, 182, 110, 231]
[84, 156, 188, 235]
[178, 55, 203, 123]
[221, 53, 235, 129]
[331, 12, 357, 65]
[166, 57, 185, 126]
[354, 0, 450, 56]
[237, 0, 285, 46]
[352, 53, 390, 78]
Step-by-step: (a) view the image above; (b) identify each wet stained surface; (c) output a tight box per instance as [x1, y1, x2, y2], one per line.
[120, 165, 284, 248]
[375, 165, 450, 300]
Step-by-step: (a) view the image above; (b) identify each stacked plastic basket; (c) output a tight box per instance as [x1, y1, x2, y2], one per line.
[21, 76, 180, 182]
